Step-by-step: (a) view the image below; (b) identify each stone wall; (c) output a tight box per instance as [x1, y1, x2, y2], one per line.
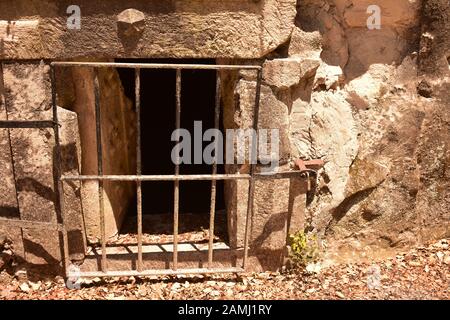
[0, 62, 85, 270]
[0, 61, 135, 270]
[0, 0, 296, 60]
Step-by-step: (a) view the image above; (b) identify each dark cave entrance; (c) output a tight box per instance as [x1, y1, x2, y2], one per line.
[116, 59, 226, 239]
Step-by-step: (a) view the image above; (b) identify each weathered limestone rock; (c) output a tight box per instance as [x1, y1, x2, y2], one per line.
[324, 94, 427, 261]
[415, 83, 450, 242]
[0, 20, 40, 39]
[315, 52, 427, 260]
[292, 90, 359, 205]
[263, 57, 320, 90]
[116, 8, 146, 49]
[226, 54, 360, 269]
[338, 0, 421, 28]
[251, 177, 291, 269]
[344, 28, 412, 80]
[288, 27, 322, 59]
[288, 24, 343, 91]
[314, 63, 344, 90]
[0, 131, 18, 220]
[285, 0, 448, 264]
[297, 0, 422, 80]
[419, 0, 450, 77]
[344, 158, 389, 197]
[0, 19, 41, 58]
[345, 64, 394, 110]
[289, 98, 312, 160]
[296, 0, 349, 69]
[0, 0, 296, 59]
[416, 0, 450, 242]
[343, 0, 421, 80]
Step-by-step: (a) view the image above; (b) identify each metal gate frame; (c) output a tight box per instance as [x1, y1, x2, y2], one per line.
[1, 61, 315, 280]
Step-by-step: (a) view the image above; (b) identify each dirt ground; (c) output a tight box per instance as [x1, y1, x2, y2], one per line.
[0, 239, 448, 300]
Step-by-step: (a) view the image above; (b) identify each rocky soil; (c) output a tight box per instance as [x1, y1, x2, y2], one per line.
[0, 239, 448, 300]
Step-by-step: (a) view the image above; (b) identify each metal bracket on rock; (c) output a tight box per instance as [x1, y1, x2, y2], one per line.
[295, 159, 325, 191]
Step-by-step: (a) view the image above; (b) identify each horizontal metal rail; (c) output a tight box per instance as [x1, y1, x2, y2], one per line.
[51, 61, 261, 71]
[74, 268, 245, 279]
[61, 174, 252, 181]
[0, 217, 63, 231]
[0, 120, 56, 128]
[255, 170, 317, 179]
[61, 171, 308, 182]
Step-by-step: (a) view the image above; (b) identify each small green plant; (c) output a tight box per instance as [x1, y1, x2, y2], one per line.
[288, 230, 320, 267]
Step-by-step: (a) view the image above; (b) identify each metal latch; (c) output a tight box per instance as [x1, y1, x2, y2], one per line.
[294, 159, 325, 191]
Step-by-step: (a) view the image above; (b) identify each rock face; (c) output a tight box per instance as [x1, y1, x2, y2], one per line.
[0, 0, 296, 59]
[286, 0, 449, 263]
[263, 57, 320, 89]
[416, 0, 450, 244]
[297, 0, 421, 79]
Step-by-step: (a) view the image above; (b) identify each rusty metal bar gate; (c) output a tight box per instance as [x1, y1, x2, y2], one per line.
[0, 61, 314, 280]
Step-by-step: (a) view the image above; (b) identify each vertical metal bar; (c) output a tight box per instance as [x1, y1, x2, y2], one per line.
[173, 69, 181, 270]
[93, 68, 107, 272]
[242, 68, 262, 269]
[135, 68, 143, 272]
[50, 65, 70, 277]
[208, 71, 221, 269]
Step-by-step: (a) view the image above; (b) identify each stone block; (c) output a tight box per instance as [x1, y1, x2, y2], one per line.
[0, 0, 296, 59]
[263, 57, 320, 89]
